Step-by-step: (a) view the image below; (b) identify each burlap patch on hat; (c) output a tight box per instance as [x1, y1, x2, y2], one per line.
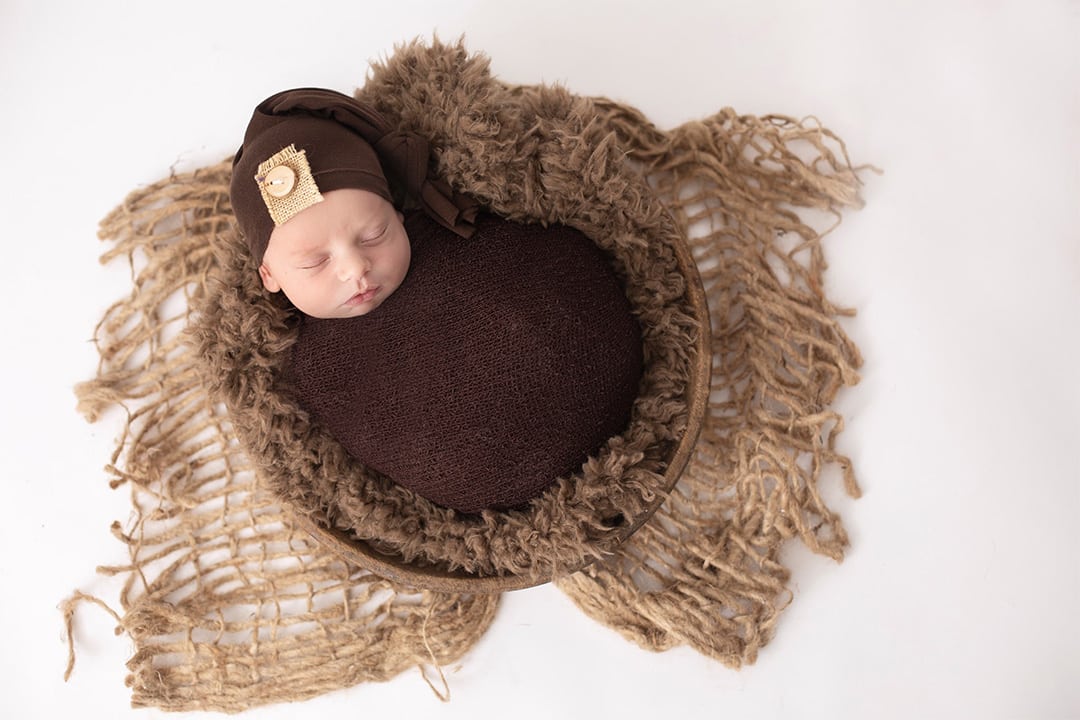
[255, 144, 323, 225]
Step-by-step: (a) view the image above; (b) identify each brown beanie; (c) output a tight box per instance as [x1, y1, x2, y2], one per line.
[230, 87, 479, 262]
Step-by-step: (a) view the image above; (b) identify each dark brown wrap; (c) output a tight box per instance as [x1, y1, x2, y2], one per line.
[286, 212, 644, 513]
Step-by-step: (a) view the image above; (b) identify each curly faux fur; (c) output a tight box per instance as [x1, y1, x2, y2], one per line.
[191, 39, 700, 580]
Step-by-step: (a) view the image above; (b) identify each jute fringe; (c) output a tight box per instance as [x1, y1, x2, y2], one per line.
[68, 38, 872, 711]
[557, 100, 870, 665]
[67, 162, 498, 712]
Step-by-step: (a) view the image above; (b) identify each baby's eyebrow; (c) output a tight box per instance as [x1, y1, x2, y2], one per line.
[287, 242, 329, 257]
[352, 217, 389, 237]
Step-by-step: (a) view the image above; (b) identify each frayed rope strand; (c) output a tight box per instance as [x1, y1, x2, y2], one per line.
[60, 591, 124, 681]
[418, 602, 451, 702]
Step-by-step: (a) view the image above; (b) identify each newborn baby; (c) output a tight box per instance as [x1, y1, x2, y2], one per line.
[230, 88, 642, 513]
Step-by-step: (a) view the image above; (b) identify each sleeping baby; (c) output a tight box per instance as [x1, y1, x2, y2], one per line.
[230, 88, 643, 513]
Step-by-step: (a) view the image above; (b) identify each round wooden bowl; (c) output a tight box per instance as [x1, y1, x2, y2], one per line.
[290, 224, 712, 593]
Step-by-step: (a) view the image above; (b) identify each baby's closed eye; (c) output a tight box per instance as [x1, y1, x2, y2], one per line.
[299, 256, 329, 270]
[358, 225, 388, 246]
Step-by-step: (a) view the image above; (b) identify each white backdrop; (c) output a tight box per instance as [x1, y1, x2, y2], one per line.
[1, 1, 1077, 718]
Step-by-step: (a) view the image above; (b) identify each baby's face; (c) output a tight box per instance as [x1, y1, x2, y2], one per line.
[259, 188, 410, 318]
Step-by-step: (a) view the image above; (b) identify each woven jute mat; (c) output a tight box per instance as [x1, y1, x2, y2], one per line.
[64, 38, 871, 712]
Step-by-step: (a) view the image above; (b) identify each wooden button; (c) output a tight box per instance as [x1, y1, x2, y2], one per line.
[263, 165, 296, 198]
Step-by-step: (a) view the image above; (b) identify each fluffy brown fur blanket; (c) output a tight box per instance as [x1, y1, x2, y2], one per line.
[193, 40, 702, 581]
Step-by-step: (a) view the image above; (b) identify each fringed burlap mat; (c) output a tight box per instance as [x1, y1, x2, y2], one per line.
[65, 38, 870, 712]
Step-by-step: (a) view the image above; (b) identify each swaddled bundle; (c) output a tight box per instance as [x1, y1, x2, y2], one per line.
[286, 211, 643, 513]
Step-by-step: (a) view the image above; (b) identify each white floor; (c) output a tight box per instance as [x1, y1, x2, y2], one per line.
[2, 2, 1077, 718]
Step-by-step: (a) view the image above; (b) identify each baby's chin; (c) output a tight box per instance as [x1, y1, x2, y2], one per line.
[299, 293, 391, 320]
[337, 300, 387, 319]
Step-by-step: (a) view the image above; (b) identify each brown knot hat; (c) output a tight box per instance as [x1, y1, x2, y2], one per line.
[230, 87, 479, 262]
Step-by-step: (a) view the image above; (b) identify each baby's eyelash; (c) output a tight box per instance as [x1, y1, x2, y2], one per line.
[300, 257, 328, 270]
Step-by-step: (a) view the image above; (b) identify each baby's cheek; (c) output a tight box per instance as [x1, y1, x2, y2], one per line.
[397, 240, 412, 279]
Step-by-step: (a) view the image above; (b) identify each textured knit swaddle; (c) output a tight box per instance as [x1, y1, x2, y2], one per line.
[287, 212, 643, 513]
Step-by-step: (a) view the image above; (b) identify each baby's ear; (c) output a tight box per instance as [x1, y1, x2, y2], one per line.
[259, 263, 282, 293]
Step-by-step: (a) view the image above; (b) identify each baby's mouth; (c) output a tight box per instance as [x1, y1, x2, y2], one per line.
[345, 286, 380, 306]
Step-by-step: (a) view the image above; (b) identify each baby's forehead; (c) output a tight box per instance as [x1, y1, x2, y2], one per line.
[268, 189, 394, 252]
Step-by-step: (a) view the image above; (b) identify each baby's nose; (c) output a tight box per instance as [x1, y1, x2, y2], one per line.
[337, 252, 370, 282]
